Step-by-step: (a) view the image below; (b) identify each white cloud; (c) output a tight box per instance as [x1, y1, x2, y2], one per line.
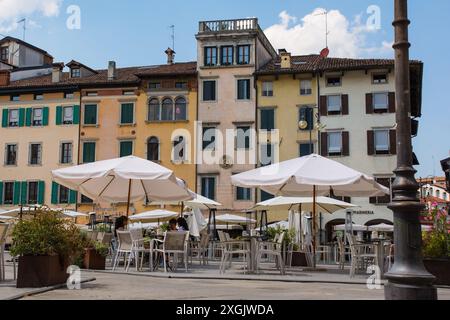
[264, 9, 392, 58]
[0, 0, 62, 33]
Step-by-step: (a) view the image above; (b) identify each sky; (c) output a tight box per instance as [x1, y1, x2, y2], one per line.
[0, 0, 449, 178]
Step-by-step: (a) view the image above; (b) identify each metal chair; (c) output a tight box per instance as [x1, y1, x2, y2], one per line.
[219, 234, 251, 274]
[112, 231, 133, 271]
[336, 236, 351, 270]
[152, 232, 190, 273]
[190, 231, 210, 265]
[128, 229, 146, 271]
[256, 232, 285, 275]
[347, 233, 378, 278]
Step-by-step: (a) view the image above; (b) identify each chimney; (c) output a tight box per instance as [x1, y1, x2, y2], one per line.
[279, 49, 291, 69]
[165, 48, 175, 65]
[52, 63, 64, 83]
[0, 70, 10, 86]
[108, 61, 117, 80]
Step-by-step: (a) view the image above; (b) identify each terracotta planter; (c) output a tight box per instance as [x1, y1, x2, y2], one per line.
[423, 258, 450, 286]
[290, 252, 308, 267]
[17, 255, 69, 288]
[83, 248, 106, 270]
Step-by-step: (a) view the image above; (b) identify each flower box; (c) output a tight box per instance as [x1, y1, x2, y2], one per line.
[423, 258, 450, 286]
[17, 255, 69, 288]
[83, 248, 106, 270]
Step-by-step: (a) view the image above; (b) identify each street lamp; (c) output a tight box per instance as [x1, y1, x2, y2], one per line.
[384, 0, 437, 300]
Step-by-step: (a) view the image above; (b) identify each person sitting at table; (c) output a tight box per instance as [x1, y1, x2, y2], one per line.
[168, 219, 178, 231]
[177, 217, 189, 232]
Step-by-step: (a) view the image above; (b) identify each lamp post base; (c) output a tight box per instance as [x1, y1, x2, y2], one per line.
[385, 282, 437, 300]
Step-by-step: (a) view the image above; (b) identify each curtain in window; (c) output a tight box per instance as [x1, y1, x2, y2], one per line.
[161, 98, 173, 121]
[374, 130, 389, 151]
[328, 132, 342, 153]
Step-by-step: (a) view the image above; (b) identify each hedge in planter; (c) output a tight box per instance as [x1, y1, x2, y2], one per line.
[10, 208, 85, 288]
[82, 236, 109, 270]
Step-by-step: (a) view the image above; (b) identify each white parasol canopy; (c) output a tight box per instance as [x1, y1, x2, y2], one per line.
[61, 210, 89, 218]
[335, 224, 368, 232]
[252, 196, 357, 213]
[129, 209, 178, 222]
[148, 189, 222, 210]
[368, 223, 394, 232]
[215, 214, 256, 224]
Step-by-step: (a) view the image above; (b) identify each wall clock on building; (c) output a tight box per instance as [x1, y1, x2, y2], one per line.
[219, 155, 234, 169]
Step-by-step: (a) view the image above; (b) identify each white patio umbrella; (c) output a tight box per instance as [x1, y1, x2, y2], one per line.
[256, 220, 289, 231]
[0, 205, 43, 218]
[148, 189, 222, 210]
[128, 209, 178, 223]
[252, 196, 357, 213]
[52, 156, 192, 216]
[368, 223, 394, 232]
[62, 210, 89, 218]
[215, 214, 256, 224]
[128, 222, 159, 230]
[335, 224, 368, 232]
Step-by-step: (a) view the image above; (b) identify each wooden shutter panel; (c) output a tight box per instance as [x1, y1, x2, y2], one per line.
[367, 131, 375, 155]
[341, 95, 349, 115]
[20, 181, 28, 205]
[319, 96, 328, 116]
[38, 181, 45, 205]
[42, 107, 49, 126]
[18, 108, 25, 127]
[73, 105, 80, 124]
[69, 190, 78, 204]
[366, 93, 373, 114]
[25, 108, 33, 127]
[388, 92, 396, 113]
[0, 182, 3, 205]
[390, 130, 397, 155]
[13, 182, 21, 205]
[342, 131, 350, 156]
[2, 109, 8, 128]
[56, 106, 62, 125]
[51, 182, 59, 204]
[320, 132, 328, 156]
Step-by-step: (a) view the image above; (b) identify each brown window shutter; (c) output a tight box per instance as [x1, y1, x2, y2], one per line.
[320, 132, 328, 156]
[390, 130, 397, 155]
[366, 93, 373, 114]
[341, 95, 349, 115]
[388, 92, 396, 113]
[319, 96, 328, 116]
[342, 131, 350, 156]
[367, 131, 375, 155]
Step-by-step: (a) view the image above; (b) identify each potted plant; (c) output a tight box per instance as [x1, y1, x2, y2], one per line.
[83, 239, 109, 270]
[266, 226, 307, 267]
[10, 208, 85, 288]
[422, 203, 450, 286]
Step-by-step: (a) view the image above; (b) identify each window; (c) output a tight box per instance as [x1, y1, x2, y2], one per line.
[64, 92, 74, 99]
[149, 82, 161, 89]
[148, 98, 160, 121]
[204, 47, 218, 66]
[237, 79, 251, 100]
[120, 141, 133, 157]
[202, 127, 216, 151]
[147, 137, 159, 161]
[175, 97, 187, 120]
[60, 142, 73, 164]
[3, 182, 14, 205]
[71, 68, 81, 78]
[5, 144, 17, 166]
[173, 136, 186, 161]
[8, 109, 19, 127]
[63, 106, 74, 124]
[373, 93, 389, 111]
[262, 81, 273, 97]
[374, 130, 390, 154]
[84, 104, 97, 125]
[29, 143, 42, 165]
[34, 94, 44, 101]
[120, 103, 134, 125]
[236, 187, 252, 201]
[81, 195, 93, 204]
[86, 91, 98, 97]
[260, 190, 274, 202]
[237, 45, 250, 65]
[83, 142, 96, 163]
[236, 126, 251, 150]
[326, 76, 341, 87]
[260, 109, 275, 131]
[299, 143, 314, 156]
[32, 108, 43, 126]
[327, 95, 342, 115]
[328, 132, 343, 156]
[201, 177, 216, 200]
[161, 98, 174, 121]
[370, 177, 393, 204]
[203, 80, 216, 101]
[27, 182, 39, 205]
[373, 74, 388, 84]
[0, 46, 8, 61]
[10, 95, 20, 102]
[300, 80, 312, 95]
[299, 107, 314, 130]
[175, 82, 188, 89]
[59, 185, 69, 204]
[221, 46, 234, 65]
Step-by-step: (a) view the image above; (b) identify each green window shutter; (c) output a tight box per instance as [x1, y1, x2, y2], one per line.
[51, 182, 59, 204]
[73, 105, 80, 124]
[25, 108, 33, 127]
[84, 105, 97, 125]
[69, 190, 78, 204]
[20, 181, 28, 205]
[83, 142, 96, 163]
[13, 182, 21, 205]
[121, 103, 134, 124]
[120, 141, 133, 157]
[2, 109, 8, 128]
[56, 106, 63, 125]
[38, 181, 45, 204]
[42, 107, 49, 126]
[0, 182, 3, 205]
[18, 108, 25, 127]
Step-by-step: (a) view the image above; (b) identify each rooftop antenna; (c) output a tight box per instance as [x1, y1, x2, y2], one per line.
[169, 25, 175, 50]
[17, 18, 26, 41]
[314, 10, 329, 49]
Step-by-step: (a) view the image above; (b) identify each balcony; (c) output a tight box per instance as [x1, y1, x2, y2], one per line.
[198, 18, 258, 33]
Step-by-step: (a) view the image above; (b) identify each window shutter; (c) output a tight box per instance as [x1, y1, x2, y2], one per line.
[208, 178, 215, 201]
[388, 92, 396, 113]
[366, 93, 373, 114]
[320, 132, 328, 156]
[367, 131, 375, 155]
[342, 131, 350, 156]
[13, 182, 21, 205]
[73, 105, 80, 124]
[390, 130, 397, 155]
[42, 107, 49, 126]
[18, 108, 25, 127]
[56, 106, 62, 125]
[0, 182, 3, 205]
[2, 109, 8, 128]
[319, 96, 328, 116]
[38, 181, 45, 204]
[69, 189, 78, 204]
[51, 182, 59, 204]
[341, 95, 349, 115]
[25, 108, 33, 126]
[20, 181, 28, 205]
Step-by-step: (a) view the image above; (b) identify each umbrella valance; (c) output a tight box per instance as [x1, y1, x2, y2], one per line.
[251, 196, 357, 213]
[334, 224, 368, 232]
[129, 210, 178, 222]
[215, 214, 256, 224]
[368, 223, 394, 232]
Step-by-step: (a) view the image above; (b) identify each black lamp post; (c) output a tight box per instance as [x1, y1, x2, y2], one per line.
[384, 0, 437, 300]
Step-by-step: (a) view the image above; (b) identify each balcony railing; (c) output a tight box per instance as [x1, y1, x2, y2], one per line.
[199, 18, 258, 33]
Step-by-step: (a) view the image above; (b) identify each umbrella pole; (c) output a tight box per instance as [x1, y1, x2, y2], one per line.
[312, 186, 317, 269]
[126, 179, 132, 217]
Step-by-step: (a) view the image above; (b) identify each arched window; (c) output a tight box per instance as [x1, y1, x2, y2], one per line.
[147, 137, 159, 161]
[161, 98, 173, 121]
[175, 97, 187, 120]
[148, 98, 160, 121]
[173, 136, 186, 161]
